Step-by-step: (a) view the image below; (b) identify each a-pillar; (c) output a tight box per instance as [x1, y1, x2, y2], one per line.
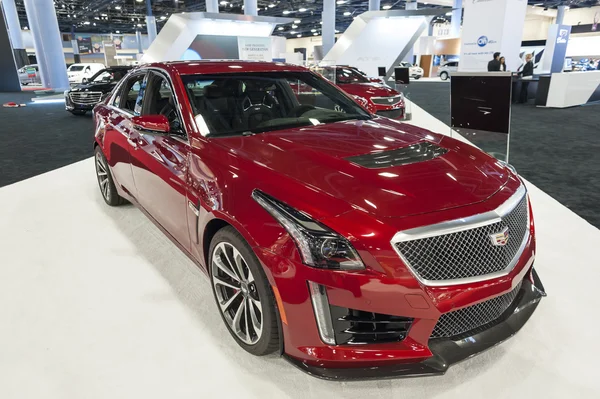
[22, 0, 69, 90]
[449, 0, 462, 38]
[368, 0, 380, 11]
[244, 0, 257, 16]
[458, 0, 527, 72]
[206, 0, 219, 13]
[2, 0, 27, 68]
[555, 5, 566, 25]
[322, 0, 335, 56]
[146, 0, 157, 45]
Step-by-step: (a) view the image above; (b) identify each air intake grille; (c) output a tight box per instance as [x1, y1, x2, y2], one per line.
[69, 91, 103, 105]
[346, 142, 447, 169]
[329, 305, 413, 344]
[430, 280, 523, 339]
[395, 195, 528, 282]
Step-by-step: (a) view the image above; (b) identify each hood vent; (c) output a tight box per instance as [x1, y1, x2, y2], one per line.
[345, 142, 448, 169]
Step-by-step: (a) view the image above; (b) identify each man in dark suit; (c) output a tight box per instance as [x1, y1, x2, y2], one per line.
[518, 53, 534, 103]
[487, 52, 501, 71]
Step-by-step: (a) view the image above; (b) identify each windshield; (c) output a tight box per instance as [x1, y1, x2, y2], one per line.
[89, 69, 127, 83]
[182, 71, 371, 137]
[69, 65, 85, 72]
[315, 67, 370, 84]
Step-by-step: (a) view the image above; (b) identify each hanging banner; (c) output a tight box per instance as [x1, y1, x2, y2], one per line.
[459, 0, 528, 72]
[77, 35, 92, 54]
[238, 37, 272, 61]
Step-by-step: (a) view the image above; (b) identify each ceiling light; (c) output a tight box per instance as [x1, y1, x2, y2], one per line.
[383, 5, 392, 9]
[311, 28, 316, 32]
[313, 32, 318, 36]
[319, 21, 323, 24]
[114, 5, 121, 9]
[290, 30, 297, 34]
[160, 16, 166, 20]
[297, 34, 302, 37]
[101, 13, 107, 16]
[292, 24, 298, 28]
[337, 0, 346, 3]
[137, 23, 142, 27]
[335, 29, 340, 33]
[343, 11, 351, 16]
[282, 10, 291, 14]
[23, 26, 28, 30]
[83, 21, 90, 25]
[220, 1, 228, 4]
[268, 3, 275, 7]
[445, 11, 452, 15]
[136, 0, 143, 2]
[93, 22, 96, 26]
[277, 26, 284, 30]
[294, 19, 301, 23]
[116, 30, 120, 33]
[299, 8, 307, 12]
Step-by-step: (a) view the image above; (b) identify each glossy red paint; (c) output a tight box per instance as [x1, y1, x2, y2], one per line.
[93, 60, 537, 374]
[132, 114, 170, 133]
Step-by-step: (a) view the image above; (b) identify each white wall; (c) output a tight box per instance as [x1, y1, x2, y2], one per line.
[523, 14, 553, 41]
[563, 6, 600, 25]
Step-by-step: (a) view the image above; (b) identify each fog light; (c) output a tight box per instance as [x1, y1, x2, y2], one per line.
[308, 281, 336, 345]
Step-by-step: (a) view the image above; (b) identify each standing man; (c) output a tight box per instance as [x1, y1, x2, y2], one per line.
[518, 53, 534, 103]
[487, 52, 501, 71]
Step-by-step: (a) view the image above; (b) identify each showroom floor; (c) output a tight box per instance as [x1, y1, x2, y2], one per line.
[408, 82, 600, 229]
[0, 101, 599, 398]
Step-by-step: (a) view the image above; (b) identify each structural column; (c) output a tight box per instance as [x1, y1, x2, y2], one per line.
[555, 5, 566, 25]
[22, 0, 69, 90]
[146, 0, 157, 45]
[244, 0, 257, 16]
[1, 0, 27, 68]
[449, 0, 462, 37]
[136, 30, 144, 55]
[368, 0, 380, 11]
[206, 0, 219, 13]
[404, 0, 417, 62]
[322, 0, 335, 56]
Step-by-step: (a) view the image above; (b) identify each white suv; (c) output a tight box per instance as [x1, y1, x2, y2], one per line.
[67, 63, 106, 85]
[437, 61, 459, 81]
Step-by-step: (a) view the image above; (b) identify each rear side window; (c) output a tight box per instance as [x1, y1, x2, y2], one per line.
[114, 73, 146, 114]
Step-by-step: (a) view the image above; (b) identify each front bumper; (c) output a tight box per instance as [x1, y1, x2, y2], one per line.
[286, 268, 545, 380]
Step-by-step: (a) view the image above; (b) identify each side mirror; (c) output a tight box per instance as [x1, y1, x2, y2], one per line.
[81, 77, 88, 84]
[132, 115, 170, 134]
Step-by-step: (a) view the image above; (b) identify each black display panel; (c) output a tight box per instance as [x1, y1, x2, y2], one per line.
[185, 35, 240, 60]
[450, 75, 512, 135]
[394, 67, 410, 84]
[378, 66, 386, 77]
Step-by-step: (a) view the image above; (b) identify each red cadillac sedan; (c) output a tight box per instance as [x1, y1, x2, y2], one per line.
[93, 60, 544, 379]
[312, 65, 405, 119]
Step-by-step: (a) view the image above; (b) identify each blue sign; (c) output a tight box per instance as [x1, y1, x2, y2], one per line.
[477, 36, 488, 47]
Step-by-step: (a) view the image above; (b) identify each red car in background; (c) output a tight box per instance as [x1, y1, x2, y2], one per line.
[93, 60, 544, 379]
[312, 65, 405, 119]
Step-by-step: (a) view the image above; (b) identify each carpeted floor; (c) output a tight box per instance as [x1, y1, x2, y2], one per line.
[0, 92, 93, 187]
[1, 86, 599, 228]
[407, 82, 600, 228]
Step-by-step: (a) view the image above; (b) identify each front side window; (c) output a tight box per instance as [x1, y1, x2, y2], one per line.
[142, 72, 184, 135]
[182, 71, 370, 137]
[115, 73, 146, 114]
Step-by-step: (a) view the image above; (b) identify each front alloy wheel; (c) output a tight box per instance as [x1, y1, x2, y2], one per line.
[209, 227, 279, 355]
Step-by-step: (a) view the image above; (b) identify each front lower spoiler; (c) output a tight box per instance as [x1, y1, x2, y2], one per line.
[286, 268, 545, 380]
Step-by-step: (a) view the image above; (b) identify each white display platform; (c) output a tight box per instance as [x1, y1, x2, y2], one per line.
[1, 105, 599, 398]
[545, 71, 600, 108]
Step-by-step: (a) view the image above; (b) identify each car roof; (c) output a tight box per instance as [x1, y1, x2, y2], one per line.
[141, 60, 310, 75]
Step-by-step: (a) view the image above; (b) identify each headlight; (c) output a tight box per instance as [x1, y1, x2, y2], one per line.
[252, 190, 365, 270]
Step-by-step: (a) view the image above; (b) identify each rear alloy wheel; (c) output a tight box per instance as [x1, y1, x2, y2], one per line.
[94, 147, 126, 206]
[209, 227, 279, 355]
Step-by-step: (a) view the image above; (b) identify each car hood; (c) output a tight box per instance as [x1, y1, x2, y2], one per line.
[339, 83, 399, 98]
[213, 118, 509, 218]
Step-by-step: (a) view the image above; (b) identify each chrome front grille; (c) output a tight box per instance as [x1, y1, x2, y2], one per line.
[371, 95, 403, 105]
[392, 187, 529, 285]
[430, 280, 523, 339]
[69, 91, 103, 104]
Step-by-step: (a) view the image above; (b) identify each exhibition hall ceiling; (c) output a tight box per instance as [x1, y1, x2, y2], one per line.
[10, 0, 600, 36]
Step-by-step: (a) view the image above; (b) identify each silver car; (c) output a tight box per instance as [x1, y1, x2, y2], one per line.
[17, 64, 41, 85]
[437, 61, 459, 81]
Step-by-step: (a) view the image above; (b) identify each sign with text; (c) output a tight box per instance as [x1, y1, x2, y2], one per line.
[238, 37, 271, 61]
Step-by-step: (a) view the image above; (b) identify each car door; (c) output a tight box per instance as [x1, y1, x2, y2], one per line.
[101, 71, 148, 199]
[128, 70, 191, 251]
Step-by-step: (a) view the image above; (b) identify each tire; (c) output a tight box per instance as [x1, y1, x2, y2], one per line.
[71, 110, 87, 116]
[94, 146, 126, 206]
[414, 76, 421, 80]
[440, 72, 449, 81]
[209, 226, 280, 356]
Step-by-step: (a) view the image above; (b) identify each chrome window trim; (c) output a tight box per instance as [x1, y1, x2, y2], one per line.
[390, 184, 529, 287]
